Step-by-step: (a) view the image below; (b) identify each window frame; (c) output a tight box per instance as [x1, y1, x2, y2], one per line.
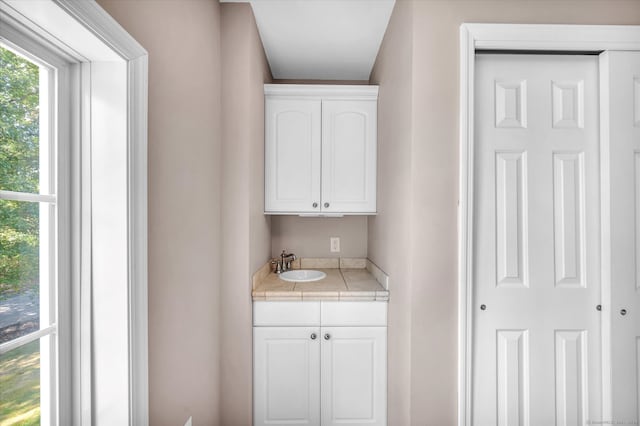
[0, 0, 149, 424]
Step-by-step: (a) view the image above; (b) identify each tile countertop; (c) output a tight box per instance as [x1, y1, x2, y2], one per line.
[252, 258, 390, 301]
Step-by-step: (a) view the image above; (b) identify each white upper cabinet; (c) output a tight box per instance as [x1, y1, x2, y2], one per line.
[264, 85, 378, 215]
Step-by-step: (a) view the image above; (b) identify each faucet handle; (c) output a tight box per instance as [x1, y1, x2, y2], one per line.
[271, 258, 283, 274]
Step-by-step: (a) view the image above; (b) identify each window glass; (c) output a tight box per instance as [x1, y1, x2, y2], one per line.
[0, 339, 41, 425]
[0, 199, 41, 342]
[0, 45, 40, 194]
[0, 42, 56, 426]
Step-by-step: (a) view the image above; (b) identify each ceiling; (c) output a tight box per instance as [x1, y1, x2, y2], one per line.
[222, 0, 396, 80]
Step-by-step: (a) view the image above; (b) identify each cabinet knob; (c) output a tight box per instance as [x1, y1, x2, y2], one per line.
[621, 308, 627, 316]
[310, 333, 317, 340]
[312, 202, 318, 208]
[324, 333, 331, 340]
[324, 202, 330, 208]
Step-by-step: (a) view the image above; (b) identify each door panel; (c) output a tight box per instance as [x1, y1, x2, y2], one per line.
[495, 151, 528, 288]
[554, 330, 588, 426]
[473, 54, 600, 425]
[553, 152, 585, 288]
[601, 50, 640, 424]
[496, 329, 529, 426]
[265, 99, 321, 213]
[254, 327, 320, 426]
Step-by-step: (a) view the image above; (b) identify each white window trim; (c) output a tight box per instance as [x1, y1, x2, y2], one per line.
[458, 23, 640, 426]
[0, 0, 148, 424]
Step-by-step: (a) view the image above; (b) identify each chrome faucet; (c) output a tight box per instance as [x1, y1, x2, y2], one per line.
[281, 250, 296, 271]
[272, 250, 296, 274]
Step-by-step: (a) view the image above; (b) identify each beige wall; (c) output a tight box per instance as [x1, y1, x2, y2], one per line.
[96, 1, 272, 424]
[221, 3, 273, 425]
[96, 1, 223, 425]
[371, 1, 640, 425]
[271, 216, 367, 258]
[368, 1, 414, 424]
[97, 0, 640, 424]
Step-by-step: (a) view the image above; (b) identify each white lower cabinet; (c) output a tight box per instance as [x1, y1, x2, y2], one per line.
[253, 302, 387, 426]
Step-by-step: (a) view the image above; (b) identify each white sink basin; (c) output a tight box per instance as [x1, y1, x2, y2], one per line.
[279, 270, 326, 283]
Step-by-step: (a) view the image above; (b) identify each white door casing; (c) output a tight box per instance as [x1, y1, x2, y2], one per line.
[473, 54, 600, 425]
[458, 24, 640, 426]
[600, 51, 640, 424]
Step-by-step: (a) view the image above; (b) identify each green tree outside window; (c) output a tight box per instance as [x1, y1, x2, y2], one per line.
[0, 45, 40, 299]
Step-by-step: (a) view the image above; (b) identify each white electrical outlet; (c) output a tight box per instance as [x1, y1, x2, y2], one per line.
[330, 237, 340, 253]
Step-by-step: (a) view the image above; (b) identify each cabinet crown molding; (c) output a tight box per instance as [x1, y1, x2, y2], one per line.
[264, 84, 379, 100]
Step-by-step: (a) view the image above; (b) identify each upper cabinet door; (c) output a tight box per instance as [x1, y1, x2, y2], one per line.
[265, 98, 321, 213]
[321, 100, 377, 214]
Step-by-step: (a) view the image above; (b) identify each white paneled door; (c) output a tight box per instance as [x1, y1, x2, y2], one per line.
[473, 54, 601, 425]
[601, 51, 640, 424]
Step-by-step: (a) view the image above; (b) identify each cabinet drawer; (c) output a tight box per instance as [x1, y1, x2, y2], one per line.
[253, 301, 320, 326]
[321, 301, 387, 326]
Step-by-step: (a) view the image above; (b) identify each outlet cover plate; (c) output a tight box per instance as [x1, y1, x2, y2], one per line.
[330, 237, 340, 253]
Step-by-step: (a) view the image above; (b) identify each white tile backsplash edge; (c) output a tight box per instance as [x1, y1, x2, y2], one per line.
[366, 259, 389, 290]
[252, 262, 272, 290]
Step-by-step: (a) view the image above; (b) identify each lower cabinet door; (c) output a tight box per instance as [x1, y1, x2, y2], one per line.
[254, 327, 321, 426]
[320, 327, 387, 426]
